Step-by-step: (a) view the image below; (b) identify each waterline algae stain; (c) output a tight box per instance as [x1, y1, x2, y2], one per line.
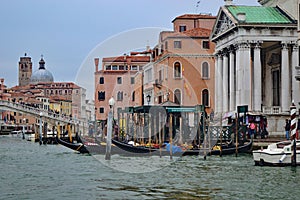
[1, 136, 299, 200]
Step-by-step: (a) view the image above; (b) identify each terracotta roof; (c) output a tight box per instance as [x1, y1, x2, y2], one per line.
[163, 27, 212, 38]
[50, 95, 69, 102]
[172, 14, 216, 22]
[25, 97, 41, 104]
[102, 55, 150, 63]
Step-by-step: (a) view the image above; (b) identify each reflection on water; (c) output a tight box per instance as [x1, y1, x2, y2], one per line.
[1, 135, 299, 200]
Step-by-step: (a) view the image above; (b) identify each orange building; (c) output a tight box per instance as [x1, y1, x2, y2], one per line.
[144, 14, 216, 112]
[94, 52, 150, 121]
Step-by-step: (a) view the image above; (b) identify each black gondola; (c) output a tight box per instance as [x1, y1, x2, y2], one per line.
[111, 138, 253, 156]
[56, 136, 90, 153]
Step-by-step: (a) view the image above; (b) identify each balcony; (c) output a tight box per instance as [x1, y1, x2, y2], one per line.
[262, 106, 281, 114]
[295, 66, 300, 81]
[154, 79, 162, 88]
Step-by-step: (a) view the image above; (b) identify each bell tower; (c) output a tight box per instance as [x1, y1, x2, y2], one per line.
[18, 53, 32, 86]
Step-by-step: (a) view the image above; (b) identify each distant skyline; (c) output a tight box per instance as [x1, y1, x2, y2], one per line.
[0, 0, 260, 99]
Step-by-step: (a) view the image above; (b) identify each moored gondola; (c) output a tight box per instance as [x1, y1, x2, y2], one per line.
[56, 136, 90, 153]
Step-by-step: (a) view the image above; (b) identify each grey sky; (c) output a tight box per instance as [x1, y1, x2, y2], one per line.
[0, 0, 259, 99]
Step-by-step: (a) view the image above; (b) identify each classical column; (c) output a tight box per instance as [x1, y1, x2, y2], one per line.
[235, 44, 241, 106]
[281, 42, 291, 112]
[229, 49, 235, 111]
[223, 52, 229, 112]
[217, 54, 223, 113]
[253, 42, 262, 111]
[241, 42, 251, 108]
[214, 54, 219, 112]
[292, 44, 299, 105]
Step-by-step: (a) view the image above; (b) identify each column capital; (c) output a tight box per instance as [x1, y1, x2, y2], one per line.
[281, 42, 288, 50]
[293, 45, 299, 52]
[234, 41, 250, 50]
[253, 41, 263, 49]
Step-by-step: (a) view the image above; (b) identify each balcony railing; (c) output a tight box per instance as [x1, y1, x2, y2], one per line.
[154, 79, 162, 88]
[295, 66, 300, 81]
[262, 106, 281, 114]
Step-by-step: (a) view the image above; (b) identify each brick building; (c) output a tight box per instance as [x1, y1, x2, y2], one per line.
[94, 52, 151, 121]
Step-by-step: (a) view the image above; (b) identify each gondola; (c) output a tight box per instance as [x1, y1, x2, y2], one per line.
[55, 136, 90, 153]
[111, 138, 253, 156]
[111, 139, 158, 153]
[183, 139, 253, 156]
[56, 136, 126, 155]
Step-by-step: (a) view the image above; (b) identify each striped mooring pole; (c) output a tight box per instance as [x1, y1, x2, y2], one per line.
[290, 101, 297, 139]
[290, 101, 297, 167]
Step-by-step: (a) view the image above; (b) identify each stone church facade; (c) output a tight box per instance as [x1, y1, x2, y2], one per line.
[211, 0, 298, 134]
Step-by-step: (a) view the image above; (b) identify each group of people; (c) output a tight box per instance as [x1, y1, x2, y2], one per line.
[247, 117, 268, 139]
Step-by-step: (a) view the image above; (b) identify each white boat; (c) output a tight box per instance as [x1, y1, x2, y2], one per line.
[253, 140, 300, 166]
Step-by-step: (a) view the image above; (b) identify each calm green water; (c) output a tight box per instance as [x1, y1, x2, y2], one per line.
[1, 135, 299, 200]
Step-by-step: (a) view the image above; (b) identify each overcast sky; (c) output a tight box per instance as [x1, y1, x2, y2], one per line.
[0, 0, 260, 99]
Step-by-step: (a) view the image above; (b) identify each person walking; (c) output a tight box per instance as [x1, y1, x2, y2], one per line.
[249, 122, 256, 139]
[284, 119, 290, 140]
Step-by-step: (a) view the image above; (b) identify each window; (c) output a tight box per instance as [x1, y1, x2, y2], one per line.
[99, 77, 104, 84]
[119, 65, 124, 70]
[117, 77, 122, 84]
[202, 62, 209, 79]
[158, 95, 163, 104]
[272, 70, 280, 106]
[131, 77, 135, 84]
[202, 41, 210, 49]
[145, 68, 153, 83]
[165, 41, 168, 51]
[174, 41, 182, 49]
[98, 91, 105, 101]
[112, 65, 118, 70]
[174, 62, 181, 78]
[159, 70, 163, 81]
[117, 91, 123, 101]
[99, 107, 104, 113]
[132, 91, 135, 102]
[105, 65, 111, 70]
[174, 89, 181, 105]
[131, 65, 138, 70]
[179, 25, 186, 32]
[202, 89, 209, 107]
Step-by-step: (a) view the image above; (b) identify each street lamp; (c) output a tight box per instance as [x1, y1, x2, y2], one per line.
[106, 97, 115, 160]
[39, 112, 43, 145]
[146, 94, 151, 105]
[109, 97, 115, 119]
[109, 97, 115, 108]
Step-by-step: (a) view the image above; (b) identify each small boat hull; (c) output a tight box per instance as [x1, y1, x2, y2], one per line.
[253, 140, 300, 166]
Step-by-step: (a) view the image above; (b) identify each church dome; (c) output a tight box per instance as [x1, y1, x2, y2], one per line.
[30, 57, 54, 84]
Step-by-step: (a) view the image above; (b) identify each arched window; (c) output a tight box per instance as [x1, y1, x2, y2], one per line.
[132, 91, 135, 102]
[202, 89, 209, 107]
[174, 89, 181, 105]
[174, 62, 181, 78]
[202, 62, 209, 79]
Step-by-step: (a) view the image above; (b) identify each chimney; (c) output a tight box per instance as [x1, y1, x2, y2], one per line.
[94, 58, 99, 72]
[237, 12, 246, 22]
[224, 0, 233, 5]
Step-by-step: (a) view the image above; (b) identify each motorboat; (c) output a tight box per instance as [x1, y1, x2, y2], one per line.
[253, 140, 300, 166]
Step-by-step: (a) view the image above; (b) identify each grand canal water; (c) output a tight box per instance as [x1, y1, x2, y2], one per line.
[1, 135, 300, 200]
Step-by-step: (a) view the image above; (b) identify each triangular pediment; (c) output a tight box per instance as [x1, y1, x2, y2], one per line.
[211, 7, 236, 41]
